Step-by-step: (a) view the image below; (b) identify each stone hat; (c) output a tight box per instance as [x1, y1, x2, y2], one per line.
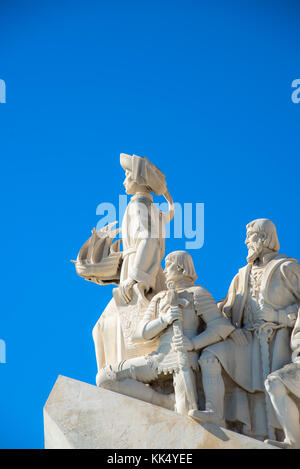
[120, 153, 167, 195]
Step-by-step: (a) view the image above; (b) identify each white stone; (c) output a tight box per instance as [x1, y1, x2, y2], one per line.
[74, 154, 175, 370]
[72, 153, 300, 448]
[97, 251, 234, 419]
[264, 312, 300, 449]
[196, 218, 300, 441]
[44, 375, 277, 449]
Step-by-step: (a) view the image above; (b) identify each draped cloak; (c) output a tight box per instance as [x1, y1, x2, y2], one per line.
[269, 307, 300, 399]
[93, 192, 166, 371]
[205, 254, 300, 437]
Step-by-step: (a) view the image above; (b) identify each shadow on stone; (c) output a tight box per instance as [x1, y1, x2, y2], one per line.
[202, 423, 230, 442]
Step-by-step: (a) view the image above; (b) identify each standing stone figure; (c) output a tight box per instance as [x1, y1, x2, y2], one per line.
[75, 154, 174, 374]
[190, 219, 300, 440]
[116, 153, 174, 302]
[265, 307, 300, 449]
[97, 251, 234, 415]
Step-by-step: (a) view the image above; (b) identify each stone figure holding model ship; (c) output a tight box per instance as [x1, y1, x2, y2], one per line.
[72, 152, 300, 448]
[74, 153, 175, 371]
[96, 250, 234, 415]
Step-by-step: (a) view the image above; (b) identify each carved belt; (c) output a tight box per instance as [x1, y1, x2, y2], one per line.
[244, 321, 284, 338]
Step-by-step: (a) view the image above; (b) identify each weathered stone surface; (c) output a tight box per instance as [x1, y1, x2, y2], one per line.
[44, 375, 277, 449]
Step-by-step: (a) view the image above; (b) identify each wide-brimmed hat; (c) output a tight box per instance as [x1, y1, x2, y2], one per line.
[120, 153, 167, 195]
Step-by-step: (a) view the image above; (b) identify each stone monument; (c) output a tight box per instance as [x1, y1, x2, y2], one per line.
[44, 153, 300, 449]
[191, 218, 300, 445]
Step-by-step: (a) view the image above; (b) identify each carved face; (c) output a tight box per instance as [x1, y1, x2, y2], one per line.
[164, 258, 184, 283]
[245, 229, 264, 263]
[123, 170, 137, 195]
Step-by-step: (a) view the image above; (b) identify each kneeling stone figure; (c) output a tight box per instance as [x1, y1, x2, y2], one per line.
[97, 250, 234, 417]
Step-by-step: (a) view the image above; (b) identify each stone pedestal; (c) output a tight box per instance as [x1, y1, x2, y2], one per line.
[44, 375, 277, 449]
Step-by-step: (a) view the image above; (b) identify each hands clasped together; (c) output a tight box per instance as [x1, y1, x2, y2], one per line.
[159, 305, 194, 352]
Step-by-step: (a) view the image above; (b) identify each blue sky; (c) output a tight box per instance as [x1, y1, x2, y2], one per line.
[0, 0, 300, 448]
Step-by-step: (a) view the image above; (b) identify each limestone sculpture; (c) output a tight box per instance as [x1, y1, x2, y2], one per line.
[72, 154, 300, 449]
[75, 154, 174, 372]
[96, 250, 234, 415]
[264, 306, 300, 449]
[190, 219, 300, 442]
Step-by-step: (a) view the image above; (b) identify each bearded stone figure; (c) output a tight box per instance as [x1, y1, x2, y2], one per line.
[190, 219, 300, 443]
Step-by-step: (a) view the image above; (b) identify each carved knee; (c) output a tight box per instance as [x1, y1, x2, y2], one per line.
[199, 350, 219, 364]
[199, 351, 221, 373]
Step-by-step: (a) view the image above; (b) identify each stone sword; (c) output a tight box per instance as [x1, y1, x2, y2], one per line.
[167, 281, 198, 415]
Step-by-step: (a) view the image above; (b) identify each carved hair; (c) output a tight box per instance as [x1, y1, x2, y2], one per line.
[246, 218, 280, 252]
[165, 250, 197, 282]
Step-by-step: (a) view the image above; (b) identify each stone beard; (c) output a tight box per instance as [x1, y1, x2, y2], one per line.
[247, 237, 264, 264]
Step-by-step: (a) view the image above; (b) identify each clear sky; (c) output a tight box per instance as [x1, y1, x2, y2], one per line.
[0, 0, 300, 449]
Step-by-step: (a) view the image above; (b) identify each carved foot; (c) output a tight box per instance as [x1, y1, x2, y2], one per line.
[96, 366, 117, 387]
[188, 409, 225, 427]
[264, 439, 293, 449]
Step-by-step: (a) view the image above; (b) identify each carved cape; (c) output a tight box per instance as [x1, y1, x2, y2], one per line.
[269, 307, 300, 399]
[93, 192, 166, 370]
[204, 254, 300, 436]
[209, 254, 300, 392]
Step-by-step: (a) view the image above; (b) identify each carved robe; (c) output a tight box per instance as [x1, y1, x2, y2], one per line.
[269, 308, 300, 399]
[204, 253, 300, 436]
[120, 192, 165, 290]
[93, 192, 166, 370]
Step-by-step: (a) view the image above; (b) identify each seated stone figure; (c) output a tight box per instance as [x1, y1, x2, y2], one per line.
[97, 250, 234, 415]
[265, 306, 300, 449]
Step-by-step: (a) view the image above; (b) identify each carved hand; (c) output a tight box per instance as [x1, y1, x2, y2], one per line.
[230, 328, 248, 346]
[257, 304, 277, 323]
[119, 278, 136, 303]
[161, 306, 182, 325]
[172, 334, 194, 352]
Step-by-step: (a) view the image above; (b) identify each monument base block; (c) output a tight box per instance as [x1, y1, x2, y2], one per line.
[44, 375, 277, 449]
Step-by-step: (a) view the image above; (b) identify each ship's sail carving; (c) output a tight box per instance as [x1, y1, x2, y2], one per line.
[74, 222, 122, 285]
